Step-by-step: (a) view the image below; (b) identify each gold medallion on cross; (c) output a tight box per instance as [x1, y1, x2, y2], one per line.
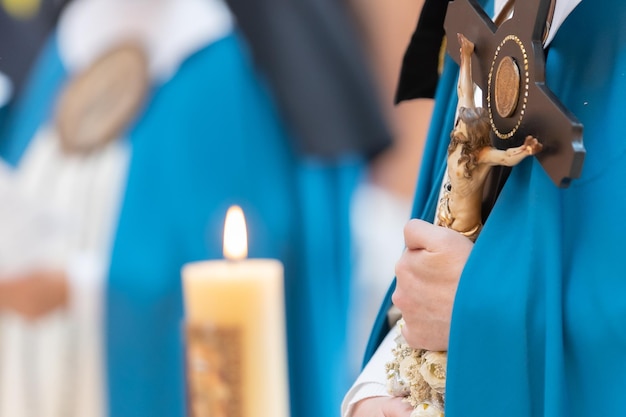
[444, 0, 584, 187]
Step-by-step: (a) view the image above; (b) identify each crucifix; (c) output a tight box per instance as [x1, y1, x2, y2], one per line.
[385, 3, 587, 415]
[444, 0, 584, 187]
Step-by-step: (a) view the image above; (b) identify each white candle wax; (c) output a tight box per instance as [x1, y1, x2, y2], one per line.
[182, 206, 289, 417]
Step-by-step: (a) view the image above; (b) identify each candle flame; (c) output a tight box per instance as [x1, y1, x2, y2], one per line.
[223, 205, 248, 260]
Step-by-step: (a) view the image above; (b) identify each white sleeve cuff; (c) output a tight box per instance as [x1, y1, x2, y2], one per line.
[341, 324, 399, 417]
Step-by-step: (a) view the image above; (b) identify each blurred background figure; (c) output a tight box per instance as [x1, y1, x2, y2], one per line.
[0, 0, 240, 415]
[343, 0, 436, 376]
[228, 0, 438, 387]
[0, 1, 398, 417]
[223, 1, 415, 415]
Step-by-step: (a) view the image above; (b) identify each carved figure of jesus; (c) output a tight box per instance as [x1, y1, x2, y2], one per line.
[438, 33, 543, 241]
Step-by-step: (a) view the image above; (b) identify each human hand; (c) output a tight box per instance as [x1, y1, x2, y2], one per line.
[458, 32, 475, 57]
[0, 270, 68, 320]
[393, 219, 473, 351]
[351, 396, 414, 417]
[523, 135, 543, 155]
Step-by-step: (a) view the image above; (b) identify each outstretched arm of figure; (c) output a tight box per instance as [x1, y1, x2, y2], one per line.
[456, 33, 476, 111]
[478, 135, 543, 167]
[393, 219, 473, 351]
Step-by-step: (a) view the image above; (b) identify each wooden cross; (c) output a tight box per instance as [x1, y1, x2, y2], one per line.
[444, 0, 584, 187]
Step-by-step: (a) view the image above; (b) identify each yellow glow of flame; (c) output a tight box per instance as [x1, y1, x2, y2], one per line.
[2, 0, 41, 19]
[223, 205, 248, 260]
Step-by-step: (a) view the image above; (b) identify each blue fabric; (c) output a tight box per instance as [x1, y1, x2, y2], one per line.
[0, 31, 363, 417]
[447, 2, 626, 416]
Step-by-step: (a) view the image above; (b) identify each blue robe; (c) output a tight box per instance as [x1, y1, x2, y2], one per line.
[0, 31, 361, 417]
[366, 0, 626, 416]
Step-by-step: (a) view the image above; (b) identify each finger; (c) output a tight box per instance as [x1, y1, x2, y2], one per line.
[400, 323, 420, 349]
[403, 219, 450, 251]
[352, 396, 413, 417]
[400, 318, 450, 351]
[385, 396, 414, 416]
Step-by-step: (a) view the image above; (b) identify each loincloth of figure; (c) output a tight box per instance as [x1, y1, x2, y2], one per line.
[436, 181, 482, 242]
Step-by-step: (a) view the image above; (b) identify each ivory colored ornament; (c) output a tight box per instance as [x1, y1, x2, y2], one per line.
[55, 43, 149, 154]
[386, 325, 445, 415]
[412, 403, 444, 417]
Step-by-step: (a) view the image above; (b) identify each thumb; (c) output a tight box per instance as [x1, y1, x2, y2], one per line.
[403, 218, 453, 252]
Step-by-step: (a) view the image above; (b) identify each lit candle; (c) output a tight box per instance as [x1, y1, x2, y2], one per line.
[182, 205, 290, 417]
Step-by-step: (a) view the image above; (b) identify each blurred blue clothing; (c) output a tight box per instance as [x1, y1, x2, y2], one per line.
[366, 0, 626, 416]
[0, 30, 362, 417]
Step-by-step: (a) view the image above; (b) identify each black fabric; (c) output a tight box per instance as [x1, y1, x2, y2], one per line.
[395, 0, 449, 103]
[0, 0, 71, 97]
[225, 0, 392, 159]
